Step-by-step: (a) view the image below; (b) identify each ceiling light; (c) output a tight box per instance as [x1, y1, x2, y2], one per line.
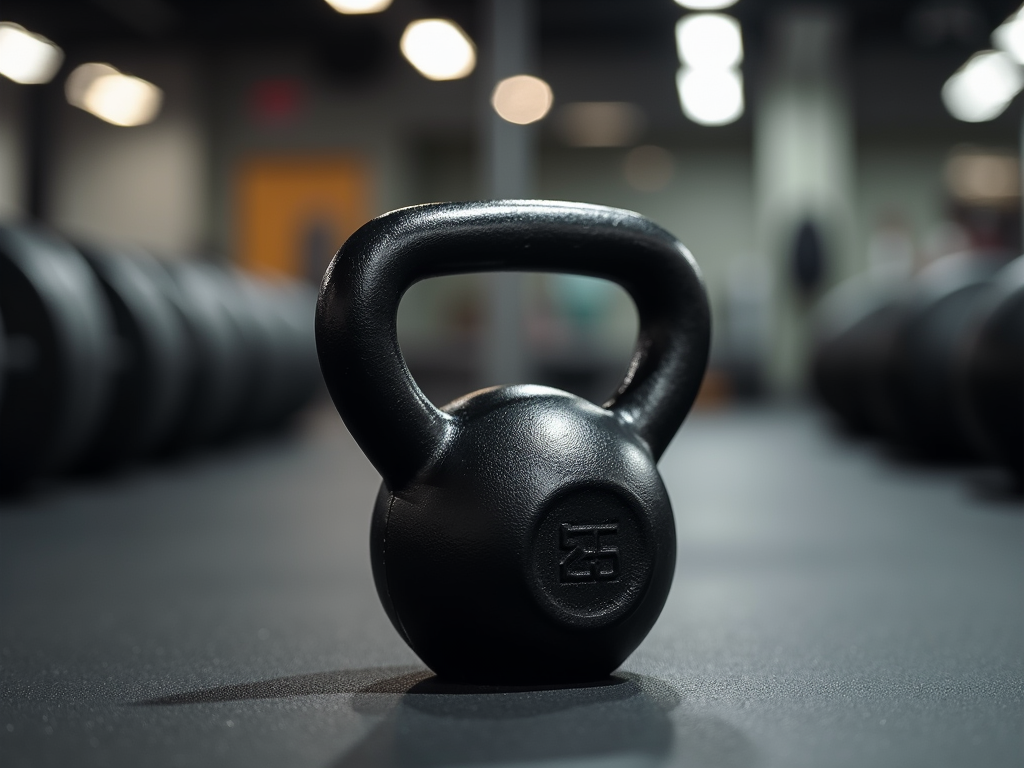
[676, 13, 743, 69]
[492, 75, 553, 125]
[400, 19, 475, 81]
[555, 102, 645, 147]
[674, 0, 738, 9]
[941, 50, 1023, 123]
[993, 11, 1024, 64]
[0, 22, 64, 84]
[83, 73, 163, 126]
[676, 67, 744, 126]
[945, 150, 1020, 204]
[66, 63, 163, 126]
[324, 0, 392, 14]
[65, 62, 117, 105]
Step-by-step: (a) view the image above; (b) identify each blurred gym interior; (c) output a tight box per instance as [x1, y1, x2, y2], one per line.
[1, 1, 1022, 766]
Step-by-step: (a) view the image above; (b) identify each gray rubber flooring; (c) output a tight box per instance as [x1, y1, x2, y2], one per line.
[1, 404, 1021, 767]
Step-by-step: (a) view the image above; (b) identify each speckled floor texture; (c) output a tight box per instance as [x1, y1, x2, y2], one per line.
[2, 403, 1021, 768]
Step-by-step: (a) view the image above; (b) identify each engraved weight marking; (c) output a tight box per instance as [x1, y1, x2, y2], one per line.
[559, 522, 619, 582]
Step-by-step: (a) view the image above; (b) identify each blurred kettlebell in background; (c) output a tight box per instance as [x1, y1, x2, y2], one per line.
[316, 201, 710, 685]
[959, 256, 1024, 482]
[866, 250, 1014, 459]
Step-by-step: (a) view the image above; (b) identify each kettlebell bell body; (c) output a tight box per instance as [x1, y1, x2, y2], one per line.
[316, 201, 710, 684]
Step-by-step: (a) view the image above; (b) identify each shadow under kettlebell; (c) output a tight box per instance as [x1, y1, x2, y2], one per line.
[336, 670, 756, 768]
[337, 672, 677, 767]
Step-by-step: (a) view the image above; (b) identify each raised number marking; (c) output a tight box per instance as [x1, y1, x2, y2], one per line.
[559, 522, 619, 583]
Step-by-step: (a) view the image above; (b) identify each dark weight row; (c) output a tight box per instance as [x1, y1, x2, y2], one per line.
[0, 223, 321, 495]
[812, 250, 1023, 483]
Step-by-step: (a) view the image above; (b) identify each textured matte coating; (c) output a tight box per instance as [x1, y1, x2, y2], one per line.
[315, 201, 711, 683]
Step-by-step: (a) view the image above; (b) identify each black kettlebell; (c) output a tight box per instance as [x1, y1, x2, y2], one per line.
[72, 243, 191, 471]
[155, 262, 246, 452]
[0, 224, 115, 493]
[811, 271, 903, 435]
[865, 250, 1013, 458]
[959, 255, 1024, 482]
[316, 201, 710, 684]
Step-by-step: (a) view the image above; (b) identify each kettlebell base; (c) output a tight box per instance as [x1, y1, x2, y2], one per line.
[418, 639, 633, 686]
[426, 666, 623, 687]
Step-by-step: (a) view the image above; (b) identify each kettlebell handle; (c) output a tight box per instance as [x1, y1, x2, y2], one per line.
[316, 200, 711, 489]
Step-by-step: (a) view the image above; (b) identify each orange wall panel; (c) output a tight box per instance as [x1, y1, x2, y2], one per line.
[235, 155, 371, 281]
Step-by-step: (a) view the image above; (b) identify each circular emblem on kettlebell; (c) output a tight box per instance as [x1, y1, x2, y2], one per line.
[530, 487, 653, 629]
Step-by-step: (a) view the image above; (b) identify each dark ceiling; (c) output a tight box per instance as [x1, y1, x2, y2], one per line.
[5, 0, 1022, 138]
[5, 0, 1020, 59]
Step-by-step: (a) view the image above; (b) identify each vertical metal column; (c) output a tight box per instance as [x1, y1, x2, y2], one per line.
[754, 7, 856, 394]
[0, 81, 28, 219]
[480, 0, 536, 387]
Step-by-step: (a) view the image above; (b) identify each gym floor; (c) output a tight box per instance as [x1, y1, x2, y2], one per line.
[1, 404, 1021, 768]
